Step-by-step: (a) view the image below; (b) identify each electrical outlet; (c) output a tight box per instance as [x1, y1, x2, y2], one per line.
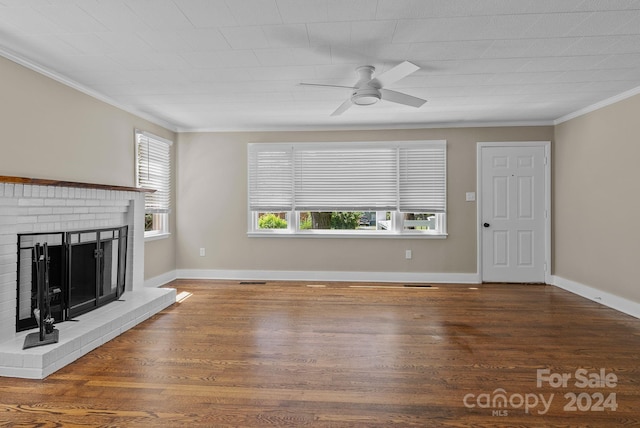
[199, 247, 205, 257]
[405, 250, 412, 259]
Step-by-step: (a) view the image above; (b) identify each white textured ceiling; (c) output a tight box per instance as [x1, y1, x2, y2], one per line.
[2, 0, 640, 131]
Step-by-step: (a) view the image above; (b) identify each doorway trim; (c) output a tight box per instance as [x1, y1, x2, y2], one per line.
[476, 141, 551, 284]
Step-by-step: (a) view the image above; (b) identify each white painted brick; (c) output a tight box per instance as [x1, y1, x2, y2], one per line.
[0, 224, 18, 235]
[73, 207, 89, 214]
[45, 199, 67, 207]
[0, 234, 15, 245]
[38, 215, 61, 223]
[0, 263, 16, 276]
[60, 214, 80, 222]
[0, 284, 16, 304]
[0, 186, 3, 197]
[47, 187, 55, 198]
[54, 187, 62, 198]
[67, 200, 85, 207]
[0, 287, 17, 303]
[14, 184, 23, 198]
[19, 224, 34, 233]
[85, 200, 100, 207]
[0, 199, 18, 208]
[0, 253, 16, 266]
[52, 207, 73, 215]
[61, 187, 68, 199]
[0, 207, 19, 216]
[67, 188, 74, 199]
[17, 216, 38, 224]
[97, 189, 106, 199]
[39, 186, 48, 198]
[18, 198, 44, 207]
[22, 354, 42, 369]
[27, 207, 53, 215]
[0, 216, 15, 225]
[23, 185, 31, 197]
[4, 184, 14, 197]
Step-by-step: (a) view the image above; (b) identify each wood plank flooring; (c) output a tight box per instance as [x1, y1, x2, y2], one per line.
[1, 279, 640, 427]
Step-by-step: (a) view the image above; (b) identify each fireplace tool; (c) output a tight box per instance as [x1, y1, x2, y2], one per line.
[23, 243, 59, 349]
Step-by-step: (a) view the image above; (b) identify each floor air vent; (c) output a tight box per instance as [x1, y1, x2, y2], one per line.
[239, 281, 267, 285]
[403, 284, 434, 288]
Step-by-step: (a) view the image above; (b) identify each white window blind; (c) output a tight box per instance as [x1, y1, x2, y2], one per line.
[248, 141, 446, 213]
[136, 130, 172, 214]
[294, 146, 397, 211]
[248, 145, 293, 211]
[399, 143, 447, 213]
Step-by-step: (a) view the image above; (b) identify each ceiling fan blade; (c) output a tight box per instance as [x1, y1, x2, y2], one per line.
[369, 61, 420, 88]
[299, 82, 356, 89]
[330, 99, 353, 116]
[380, 89, 427, 108]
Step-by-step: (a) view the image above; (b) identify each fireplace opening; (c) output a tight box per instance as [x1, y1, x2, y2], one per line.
[17, 226, 128, 332]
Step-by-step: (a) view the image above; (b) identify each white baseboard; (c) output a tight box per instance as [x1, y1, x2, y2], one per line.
[175, 269, 480, 284]
[144, 270, 178, 288]
[146, 271, 640, 319]
[551, 275, 640, 320]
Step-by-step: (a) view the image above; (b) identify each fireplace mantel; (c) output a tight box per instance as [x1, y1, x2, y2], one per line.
[0, 175, 154, 193]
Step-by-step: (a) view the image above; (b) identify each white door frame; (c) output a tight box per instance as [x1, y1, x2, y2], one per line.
[476, 141, 552, 284]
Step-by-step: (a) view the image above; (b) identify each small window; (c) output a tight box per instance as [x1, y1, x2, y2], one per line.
[136, 130, 172, 238]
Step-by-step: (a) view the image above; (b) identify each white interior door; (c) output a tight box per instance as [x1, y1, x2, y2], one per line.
[479, 144, 548, 283]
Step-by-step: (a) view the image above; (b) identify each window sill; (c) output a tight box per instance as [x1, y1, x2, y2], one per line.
[248, 231, 447, 239]
[144, 232, 171, 242]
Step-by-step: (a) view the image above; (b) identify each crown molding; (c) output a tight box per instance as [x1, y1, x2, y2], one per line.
[0, 45, 178, 133]
[176, 119, 554, 133]
[554, 85, 640, 125]
[6, 42, 638, 134]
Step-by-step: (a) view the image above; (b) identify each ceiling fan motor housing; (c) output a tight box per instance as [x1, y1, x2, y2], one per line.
[353, 66, 380, 105]
[352, 88, 381, 105]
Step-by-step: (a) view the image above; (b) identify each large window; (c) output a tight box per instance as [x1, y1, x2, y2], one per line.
[135, 130, 172, 239]
[248, 141, 446, 237]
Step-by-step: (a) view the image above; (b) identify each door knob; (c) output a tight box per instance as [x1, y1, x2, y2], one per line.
[483, 223, 490, 228]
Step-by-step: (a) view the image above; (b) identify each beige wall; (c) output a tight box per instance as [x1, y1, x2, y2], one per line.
[11, 47, 639, 293]
[0, 56, 176, 280]
[176, 127, 553, 275]
[554, 94, 640, 302]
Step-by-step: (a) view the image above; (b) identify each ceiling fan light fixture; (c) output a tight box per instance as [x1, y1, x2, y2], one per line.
[352, 88, 381, 105]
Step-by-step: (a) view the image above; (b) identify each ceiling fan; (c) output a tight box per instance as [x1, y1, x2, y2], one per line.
[300, 61, 427, 116]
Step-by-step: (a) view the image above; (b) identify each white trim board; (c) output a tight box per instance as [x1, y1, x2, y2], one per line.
[551, 275, 640, 320]
[144, 270, 640, 320]
[176, 269, 480, 284]
[144, 270, 178, 288]
[554, 85, 640, 125]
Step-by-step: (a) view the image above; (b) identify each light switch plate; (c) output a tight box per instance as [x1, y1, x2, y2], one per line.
[466, 192, 476, 201]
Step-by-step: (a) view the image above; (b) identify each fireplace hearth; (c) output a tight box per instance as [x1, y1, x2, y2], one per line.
[17, 226, 128, 332]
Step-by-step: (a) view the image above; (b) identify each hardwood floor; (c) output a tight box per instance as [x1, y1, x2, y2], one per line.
[1, 279, 640, 427]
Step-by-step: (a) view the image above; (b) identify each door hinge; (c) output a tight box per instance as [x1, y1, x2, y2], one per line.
[544, 157, 548, 165]
[544, 263, 548, 272]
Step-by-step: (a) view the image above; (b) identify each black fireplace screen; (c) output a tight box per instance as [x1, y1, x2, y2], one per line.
[16, 226, 128, 332]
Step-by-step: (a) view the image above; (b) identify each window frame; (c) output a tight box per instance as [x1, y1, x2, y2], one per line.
[248, 140, 447, 239]
[135, 129, 173, 240]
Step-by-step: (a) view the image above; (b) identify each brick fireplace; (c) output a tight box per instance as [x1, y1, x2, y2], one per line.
[0, 178, 175, 379]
